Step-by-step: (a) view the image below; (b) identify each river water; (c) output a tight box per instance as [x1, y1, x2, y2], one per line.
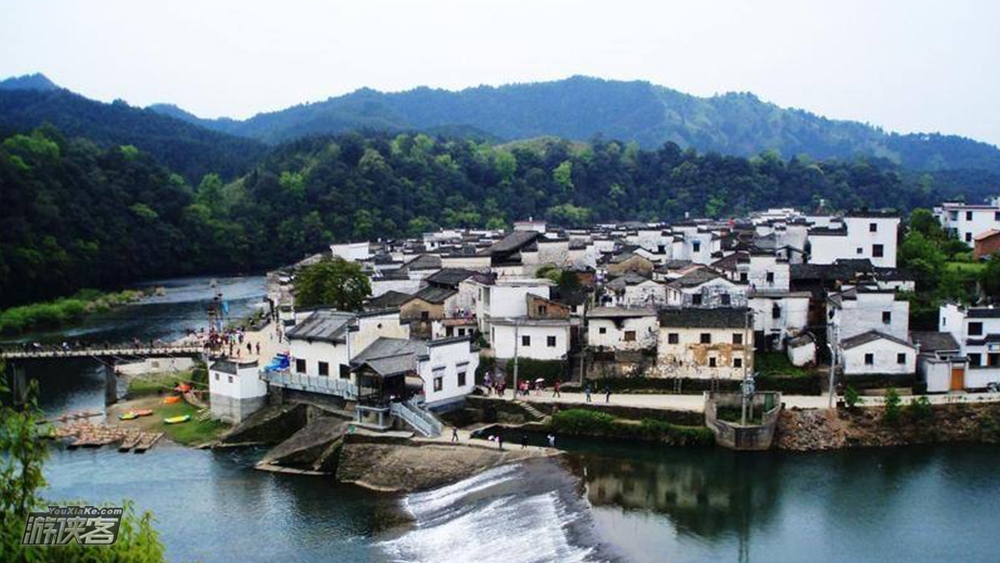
[14, 276, 1000, 562]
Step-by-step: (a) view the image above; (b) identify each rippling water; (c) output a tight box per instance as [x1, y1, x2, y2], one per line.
[16, 275, 1000, 562]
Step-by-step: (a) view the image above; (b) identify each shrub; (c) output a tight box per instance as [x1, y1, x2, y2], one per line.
[549, 409, 714, 446]
[907, 395, 933, 421]
[844, 385, 861, 409]
[883, 387, 902, 425]
[504, 358, 567, 384]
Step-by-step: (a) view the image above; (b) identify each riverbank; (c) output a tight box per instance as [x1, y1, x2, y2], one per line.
[107, 395, 230, 446]
[0, 287, 155, 336]
[777, 401, 1000, 450]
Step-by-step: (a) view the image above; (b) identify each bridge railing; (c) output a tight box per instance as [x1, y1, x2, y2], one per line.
[262, 368, 358, 400]
[0, 344, 205, 359]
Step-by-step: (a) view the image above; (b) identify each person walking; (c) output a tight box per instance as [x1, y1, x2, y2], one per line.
[585, 384, 592, 403]
[553, 379, 561, 398]
[605, 385, 612, 403]
[255, 342, 261, 356]
[521, 434, 528, 449]
[547, 434, 556, 448]
[497, 434, 504, 451]
[451, 427, 460, 443]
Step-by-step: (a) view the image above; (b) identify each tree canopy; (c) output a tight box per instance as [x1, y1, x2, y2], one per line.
[294, 257, 371, 311]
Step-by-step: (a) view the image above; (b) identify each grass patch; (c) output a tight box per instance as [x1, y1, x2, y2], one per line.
[126, 371, 193, 397]
[548, 408, 713, 445]
[0, 288, 147, 335]
[155, 401, 229, 445]
[755, 351, 811, 377]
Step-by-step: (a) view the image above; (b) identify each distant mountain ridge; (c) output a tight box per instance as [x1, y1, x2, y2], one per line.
[0, 73, 58, 91]
[146, 75, 1000, 174]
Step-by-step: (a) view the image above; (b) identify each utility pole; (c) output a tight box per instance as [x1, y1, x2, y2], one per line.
[512, 319, 520, 401]
[828, 323, 838, 409]
[741, 307, 751, 426]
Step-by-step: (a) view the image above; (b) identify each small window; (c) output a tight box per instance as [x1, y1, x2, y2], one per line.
[720, 294, 731, 305]
[740, 272, 748, 282]
[692, 294, 703, 305]
[897, 353, 906, 365]
[869, 222, 878, 232]
[421, 311, 430, 320]
[296, 359, 306, 373]
[458, 370, 467, 387]
[318, 361, 329, 376]
[214, 373, 219, 381]
[995, 211, 1000, 221]
[733, 357, 742, 368]
[522, 335, 531, 346]
[433, 376, 443, 392]
[772, 305, 781, 319]
[968, 353, 981, 367]
[966, 232, 972, 242]
[864, 353, 874, 365]
[547, 335, 557, 347]
[228, 376, 233, 383]
[733, 333, 743, 345]
[989, 353, 1000, 367]
[700, 333, 711, 344]
[882, 311, 891, 324]
[599, 327, 607, 334]
[873, 244, 884, 258]
[538, 305, 548, 316]
[969, 322, 983, 336]
[692, 241, 701, 252]
[668, 333, 679, 344]
[766, 272, 774, 283]
[340, 364, 351, 379]
[623, 331, 636, 342]
[967, 211, 974, 221]
[856, 247, 863, 255]
[708, 357, 717, 368]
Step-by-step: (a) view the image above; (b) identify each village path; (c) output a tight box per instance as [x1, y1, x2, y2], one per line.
[513, 389, 1000, 412]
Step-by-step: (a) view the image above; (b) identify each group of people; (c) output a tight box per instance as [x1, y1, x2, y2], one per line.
[482, 374, 565, 399]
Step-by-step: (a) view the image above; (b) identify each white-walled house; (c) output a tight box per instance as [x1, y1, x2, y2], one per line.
[808, 212, 900, 268]
[827, 287, 909, 345]
[838, 331, 916, 376]
[209, 359, 267, 423]
[330, 241, 371, 262]
[474, 278, 555, 337]
[748, 291, 811, 350]
[587, 307, 658, 351]
[935, 202, 1000, 246]
[604, 273, 667, 308]
[490, 318, 571, 361]
[912, 331, 965, 393]
[938, 303, 1000, 389]
[665, 268, 745, 308]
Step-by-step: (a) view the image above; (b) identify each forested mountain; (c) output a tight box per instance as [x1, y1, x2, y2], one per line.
[150, 76, 1000, 174]
[1, 125, 967, 308]
[0, 73, 58, 91]
[0, 87, 266, 181]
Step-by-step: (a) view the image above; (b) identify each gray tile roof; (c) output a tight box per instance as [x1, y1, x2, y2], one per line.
[350, 337, 427, 377]
[286, 310, 356, 343]
[840, 330, 915, 350]
[411, 286, 458, 304]
[910, 331, 960, 352]
[658, 307, 750, 329]
[588, 307, 656, 319]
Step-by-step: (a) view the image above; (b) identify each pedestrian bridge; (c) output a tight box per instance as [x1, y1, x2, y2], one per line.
[0, 344, 204, 360]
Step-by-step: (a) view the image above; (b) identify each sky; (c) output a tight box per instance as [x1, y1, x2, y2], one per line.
[1, 0, 998, 145]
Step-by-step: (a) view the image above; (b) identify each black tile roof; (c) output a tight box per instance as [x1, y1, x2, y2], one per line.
[658, 307, 750, 328]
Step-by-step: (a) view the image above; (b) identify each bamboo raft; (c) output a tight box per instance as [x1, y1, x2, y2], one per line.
[134, 432, 163, 453]
[55, 421, 164, 452]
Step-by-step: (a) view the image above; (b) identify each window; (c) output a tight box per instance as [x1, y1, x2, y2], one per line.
[882, 311, 892, 324]
[995, 211, 1000, 221]
[864, 353, 874, 365]
[624, 331, 636, 342]
[538, 305, 548, 316]
[720, 294, 731, 305]
[700, 333, 711, 344]
[446, 326, 454, 337]
[599, 327, 607, 334]
[522, 335, 531, 346]
[214, 373, 219, 381]
[872, 244, 884, 258]
[295, 358, 306, 373]
[692, 293, 703, 305]
[772, 305, 781, 319]
[733, 333, 743, 345]
[740, 272, 748, 283]
[869, 222, 878, 232]
[457, 370, 467, 387]
[766, 272, 774, 283]
[967, 211, 973, 221]
[966, 232, 973, 242]
[989, 353, 1000, 367]
[897, 353, 906, 365]
[668, 333, 679, 344]
[228, 376, 233, 384]
[340, 364, 351, 379]
[856, 247, 863, 255]
[547, 335, 557, 347]
[968, 353, 981, 367]
[969, 322, 983, 336]
[708, 357, 717, 367]
[421, 311, 430, 320]
[433, 376, 443, 392]
[318, 361, 329, 376]
[733, 357, 742, 368]
[692, 241, 701, 252]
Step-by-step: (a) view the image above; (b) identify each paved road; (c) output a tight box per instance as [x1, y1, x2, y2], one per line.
[501, 389, 1000, 412]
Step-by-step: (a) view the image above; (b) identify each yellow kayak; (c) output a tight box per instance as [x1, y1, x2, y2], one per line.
[163, 414, 191, 425]
[119, 411, 139, 421]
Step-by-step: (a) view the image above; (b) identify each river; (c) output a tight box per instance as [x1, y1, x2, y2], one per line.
[13, 276, 1000, 562]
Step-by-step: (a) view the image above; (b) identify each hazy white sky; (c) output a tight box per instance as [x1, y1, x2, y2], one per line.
[2, 0, 998, 145]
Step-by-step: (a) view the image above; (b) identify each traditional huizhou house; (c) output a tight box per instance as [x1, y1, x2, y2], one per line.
[490, 318, 571, 361]
[664, 267, 744, 308]
[838, 330, 916, 378]
[603, 273, 666, 308]
[911, 331, 966, 393]
[587, 307, 658, 351]
[208, 359, 266, 423]
[605, 248, 655, 277]
[653, 307, 754, 379]
[399, 286, 460, 336]
[939, 303, 1000, 390]
[365, 290, 413, 310]
[935, 202, 1000, 246]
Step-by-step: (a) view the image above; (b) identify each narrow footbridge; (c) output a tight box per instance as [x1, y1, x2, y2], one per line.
[0, 344, 204, 360]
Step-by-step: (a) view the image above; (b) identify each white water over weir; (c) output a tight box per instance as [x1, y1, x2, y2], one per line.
[379, 461, 619, 563]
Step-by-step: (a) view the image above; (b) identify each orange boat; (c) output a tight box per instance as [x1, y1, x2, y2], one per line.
[134, 409, 153, 417]
[162, 396, 181, 404]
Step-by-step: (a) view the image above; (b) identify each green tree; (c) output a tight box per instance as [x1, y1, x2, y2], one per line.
[195, 173, 225, 216]
[981, 254, 1000, 301]
[883, 387, 902, 425]
[294, 257, 371, 310]
[553, 160, 574, 191]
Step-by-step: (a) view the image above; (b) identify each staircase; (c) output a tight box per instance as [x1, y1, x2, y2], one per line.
[390, 398, 443, 437]
[516, 400, 547, 422]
